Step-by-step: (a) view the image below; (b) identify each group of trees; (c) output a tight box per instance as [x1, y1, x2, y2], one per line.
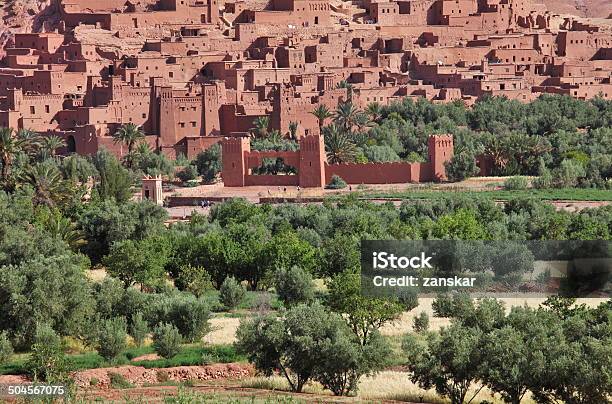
[238, 94, 611, 188]
[307, 95, 612, 187]
[405, 295, 611, 404]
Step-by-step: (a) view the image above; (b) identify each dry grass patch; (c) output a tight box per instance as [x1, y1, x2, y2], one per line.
[359, 371, 537, 404]
[241, 376, 328, 395]
[203, 316, 242, 345]
[380, 297, 608, 336]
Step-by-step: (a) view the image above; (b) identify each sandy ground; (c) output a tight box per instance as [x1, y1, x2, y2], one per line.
[200, 297, 610, 345]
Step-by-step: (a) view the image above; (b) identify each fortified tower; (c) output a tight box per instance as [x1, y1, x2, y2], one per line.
[428, 134, 454, 181]
[298, 134, 326, 188]
[221, 136, 250, 186]
[142, 175, 163, 205]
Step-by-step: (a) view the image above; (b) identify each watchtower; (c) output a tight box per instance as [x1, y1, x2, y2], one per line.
[142, 175, 163, 205]
[298, 134, 326, 188]
[428, 134, 454, 181]
[221, 136, 250, 186]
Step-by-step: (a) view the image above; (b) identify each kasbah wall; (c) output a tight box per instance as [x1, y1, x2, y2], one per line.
[221, 134, 454, 187]
[0, 0, 611, 188]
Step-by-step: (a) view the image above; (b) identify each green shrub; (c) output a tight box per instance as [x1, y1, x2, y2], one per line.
[176, 165, 199, 182]
[397, 288, 419, 311]
[149, 294, 211, 342]
[195, 144, 222, 183]
[504, 176, 528, 190]
[219, 277, 246, 310]
[432, 293, 474, 318]
[175, 264, 214, 297]
[109, 372, 133, 389]
[153, 323, 182, 359]
[326, 175, 347, 189]
[97, 317, 128, 361]
[27, 324, 68, 383]
[130, 312, 149, 347]
[413, 312, 429, 333]
[274, 266, 315, 307]
[0, 331, 13, 363]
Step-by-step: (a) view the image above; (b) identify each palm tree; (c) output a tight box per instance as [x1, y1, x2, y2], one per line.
[44, 213, 87, 250]
[113, 123, 145, 167]
[310, 104, 332, 133]
[336, 80, 354, 101]
[20, 163, 67, 208]
[354, 112, 372, 133]
[323, 124, 357, 164]
[0, 127, 24, 183]
[251, 116, 270, 138]
[288, 121, 298, 139]
[334, 101, 360, 134]
[40, 136, 66, 159]
[17, 128, 42, 158]
[365, 102, 382, 123]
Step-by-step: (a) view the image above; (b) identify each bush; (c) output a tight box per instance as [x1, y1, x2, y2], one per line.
[175, 264, 213, 297]
[148, 294, 211, 342]
[236, 303, 389, 395]
[274, 266, 315, 307]
[27, 324, 67, 383]
[176, 165, 199, 182]
[0, 331, 13, 363]
[195, 144, 222, 183]
[109, 372, 134, 389]
[97, 317, 128, 361]
[397, 288, 419, 311]
[0, 255, 95, 349]
[153, 323, 182, 359]
[504, 176, 528, 190]
[413, 312, 429, 333]
[219, 277, 246, 310]
[130, 312, 148, 347]
[432, 293, 474, 318]
[326, 175, 347, 189]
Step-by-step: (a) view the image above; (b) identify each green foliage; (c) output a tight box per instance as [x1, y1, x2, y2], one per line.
[323, 124, 357, 164]
[219, 277, 246, 310]
[130, 312, 149, 347]
[326, 270, 404, 345]
[503, 176, 528, 190]
[0, 331, 13, 363]
[96, 317, 128, 361]
[135, 150, 175, 177]
[274, 266, 315, 307]
[431, 293, 474, 318]
[326, 174, 347, 189]
[413, 311, 429, 333]
[91, 150, 133, 203]
[177, 164, 199, 182]
[362, 144, 400, 162]
[109, 372, 134, 389]
[27, 324, 68, 383]
[104, 235, 171, 288]
[78, 199, 167, 263]
[0, 254, 94, 349]
[60, 154, 98, 183]
[148, 293, 212, 342]
[195, 144, 222, 183]
[153, 323, 182, 359]
[403, 323, 484, 404]
[175, 264, 213, 297]
[236, 303, 389, 395]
